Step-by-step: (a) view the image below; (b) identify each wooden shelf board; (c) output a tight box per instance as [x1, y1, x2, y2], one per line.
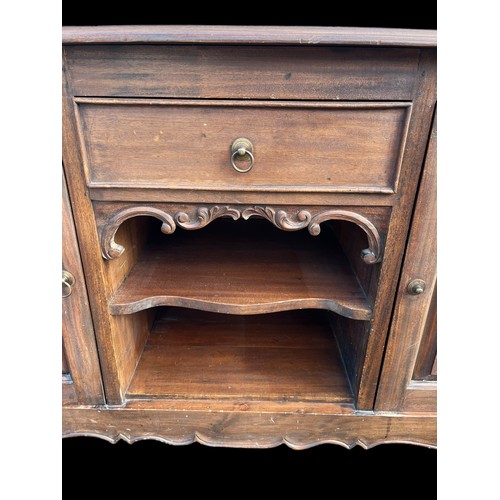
[110, 220, 371, 320]
[126, 309, 353, 404]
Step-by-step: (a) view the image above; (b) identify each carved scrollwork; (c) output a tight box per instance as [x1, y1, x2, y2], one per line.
[99, 204, 382, 264]
[243, 206, 382, 264]
[175, 206, 241, 230]
[100, 206, 176, 260]
[241, 206, 312, 231]
[101, 205, 240, 260]
[308, 210, 383, 264]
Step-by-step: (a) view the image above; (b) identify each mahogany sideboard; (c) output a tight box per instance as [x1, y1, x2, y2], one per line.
[62, 26, 437, 448]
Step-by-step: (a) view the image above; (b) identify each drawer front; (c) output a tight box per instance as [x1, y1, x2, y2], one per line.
[77, 99, 411, 193]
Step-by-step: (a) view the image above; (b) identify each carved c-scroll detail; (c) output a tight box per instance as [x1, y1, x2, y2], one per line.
[100, 205, 240, 259]
[175, 206, 241, 230]
[100, 206, 176, 260]
[242, 206, 312, 230]
[308, 210, 382, 264]
[242, 206, 382, 264]
[99, 205, 382, 264]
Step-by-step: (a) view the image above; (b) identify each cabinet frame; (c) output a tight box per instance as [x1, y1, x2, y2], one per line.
[62, 26, 437, 448]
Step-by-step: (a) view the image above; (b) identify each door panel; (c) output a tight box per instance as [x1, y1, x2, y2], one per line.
[63, 169, 104, 405]
[375, 112, 437, 412]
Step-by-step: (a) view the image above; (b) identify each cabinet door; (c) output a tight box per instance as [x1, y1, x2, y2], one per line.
[375, 113, 437, 412]
[63, 170, 104, 405]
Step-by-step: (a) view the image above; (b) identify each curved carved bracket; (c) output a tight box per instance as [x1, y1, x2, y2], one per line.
[99, 205, 382, 264]
[243, 206, 383, 264]
[100, 206, 176, 260]
[308, 210, 383, 264]
[101, 205, 241, 260]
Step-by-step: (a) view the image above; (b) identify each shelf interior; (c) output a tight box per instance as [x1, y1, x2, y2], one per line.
[126, 308, 354, 404]
[110, 218, 371, 320]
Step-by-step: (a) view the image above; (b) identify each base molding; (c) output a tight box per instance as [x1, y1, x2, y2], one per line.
[63, 405, 436, 450]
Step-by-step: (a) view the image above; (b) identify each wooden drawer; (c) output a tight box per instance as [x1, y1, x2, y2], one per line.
[77, 98, 411, 193]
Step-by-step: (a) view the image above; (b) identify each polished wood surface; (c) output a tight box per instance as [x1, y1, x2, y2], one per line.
[64, 57, 149, 404]
[63, 26, 437, 446]
[63, 406, 437, 449]
[62, 171, 104, 405]
[127, 309, 353, 403]
[354, 49, 436, 409]
[64, 62, 123, 403]
[413, 284, 437, 381]
[110, 220, 371, 320]
[77, 99, 409, 193]
[65, 45, 419, 101]
[62, 25, 437, 47]
[375, 113, 437, 413]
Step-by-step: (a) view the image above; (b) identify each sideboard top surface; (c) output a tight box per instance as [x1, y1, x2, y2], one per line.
[62, 25, 437, 47]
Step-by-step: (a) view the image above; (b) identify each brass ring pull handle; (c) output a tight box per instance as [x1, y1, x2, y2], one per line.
[62, 270, 75, 298]
[230, 138, 254, 173]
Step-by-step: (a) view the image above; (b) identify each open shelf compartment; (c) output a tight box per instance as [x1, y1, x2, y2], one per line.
[110, 218, 372, 320]
[103, 215, 378, 407]
[126, 308, 354, 404]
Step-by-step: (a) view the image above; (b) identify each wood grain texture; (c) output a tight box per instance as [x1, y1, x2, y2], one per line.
[355, 49, 436, 410]
[88, 186, 398, 206]
[412, 283, 437, 380]
[402, 381, 437, 413]
[102, 216, 153, 292]
[330, 314, 371, 403]
[62, 171, 104, 405]
[375, 112, 437, 413]
[432, 356, 437, 377]
[62, 378, 77, 405]
[62, 25, 437, 47]
[64, 55, 148, 404]
[328, 220, 382, 400]
[76, 99, 410, 194]
[95, 202, 386, 264]
[102, 218, 152, 403]
[330, 219, 379, 294]
[127, 309, 353, 403]
[62, 406, 437, 449]
[109, 219, 371, 320]
[62, 31, 437, 433]
[62, 341, 69, 375]
[64, 45, 419, 101]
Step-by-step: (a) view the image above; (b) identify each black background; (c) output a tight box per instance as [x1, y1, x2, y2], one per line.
[63, 3, 437, 496]
[63, 438, 436, 495]
[62, 2, 436, 29]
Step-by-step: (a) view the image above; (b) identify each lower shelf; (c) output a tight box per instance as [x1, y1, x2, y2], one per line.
[126, 308, 353, 404]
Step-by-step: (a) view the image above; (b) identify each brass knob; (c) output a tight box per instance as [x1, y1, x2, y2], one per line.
[407, 279, 425, 295]
[230, 138, 254, 173]
[62, 270, 75, 298]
